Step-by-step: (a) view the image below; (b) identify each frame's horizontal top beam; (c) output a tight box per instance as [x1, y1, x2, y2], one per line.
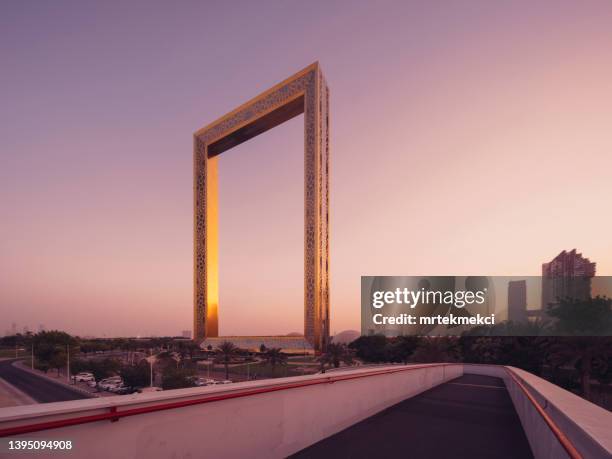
[207, 95, 304, 157]
[194, 62, 319, 138]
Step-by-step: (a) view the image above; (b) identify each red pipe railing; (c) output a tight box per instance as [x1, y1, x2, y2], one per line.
[0, 363, 452, 437]
[505, 368, 583, 459]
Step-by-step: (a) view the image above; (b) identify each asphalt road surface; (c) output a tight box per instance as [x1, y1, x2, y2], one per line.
[0, 359, 87, 404]
[292, 374, 534, 459]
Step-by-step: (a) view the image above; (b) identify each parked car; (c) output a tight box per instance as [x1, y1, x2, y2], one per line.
[98, 377, 123, 390]
[214, 380, 232, 385]
[74, 372, 95, 382]
[194, 377, 216, 387]
[105, 381, 124, 391]
[108, 384, 131, 394]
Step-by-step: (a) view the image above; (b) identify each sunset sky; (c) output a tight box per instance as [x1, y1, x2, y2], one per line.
[1, 1, 611, 337]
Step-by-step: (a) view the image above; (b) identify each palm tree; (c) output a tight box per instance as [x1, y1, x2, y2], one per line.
[216, 341, 239, 380]
[263, 348, 287, 377]
[318, 343, 354, 372]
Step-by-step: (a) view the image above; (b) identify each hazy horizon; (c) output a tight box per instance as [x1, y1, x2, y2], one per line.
[2, 1, 612, 337]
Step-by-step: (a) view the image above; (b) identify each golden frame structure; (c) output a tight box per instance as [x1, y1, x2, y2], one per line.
[193, 63, 330, 351]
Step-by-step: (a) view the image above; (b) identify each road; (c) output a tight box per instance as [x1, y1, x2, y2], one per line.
[292, 374, 533, 459]
[0, 359, 87, 404]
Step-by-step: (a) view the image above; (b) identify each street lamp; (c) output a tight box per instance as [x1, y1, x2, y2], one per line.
[66, 344, 70, 383]
[145, 349, 158, 388]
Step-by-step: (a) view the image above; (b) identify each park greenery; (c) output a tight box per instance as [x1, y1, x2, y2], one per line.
[0, 297, 609, 404]
[318, 343, 354, 372]
[348, 334, 611, 403]
[349, 295, 612, 403]
[262, 347, 288, 375]
[215, 341, 240, 380]
[0, 332, 204, 391]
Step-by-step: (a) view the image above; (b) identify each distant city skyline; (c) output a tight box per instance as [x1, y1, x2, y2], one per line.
[2, 2, 612, 337]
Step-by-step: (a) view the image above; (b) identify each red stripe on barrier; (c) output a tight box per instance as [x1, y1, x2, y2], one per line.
[0, 363, 450, 437]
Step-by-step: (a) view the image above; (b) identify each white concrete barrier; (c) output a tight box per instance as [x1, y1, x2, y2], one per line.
[2, 364, 609, 459]
[0, 364, 462, 459]
[463, 364, 612, 459]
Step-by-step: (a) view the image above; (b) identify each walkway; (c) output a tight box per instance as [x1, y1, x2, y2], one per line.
[292, 374, 533, 458]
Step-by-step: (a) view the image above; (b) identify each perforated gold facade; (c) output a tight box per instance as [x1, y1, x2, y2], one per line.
[194, 63, 330, 351]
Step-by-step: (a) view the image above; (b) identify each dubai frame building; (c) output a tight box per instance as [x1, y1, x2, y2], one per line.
[193, 63, 330, 352]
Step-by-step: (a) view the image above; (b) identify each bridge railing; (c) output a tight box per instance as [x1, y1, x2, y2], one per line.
[463, 364, 612, 459]
[0, 363, 462, 458]
[1, 363, 610, 459]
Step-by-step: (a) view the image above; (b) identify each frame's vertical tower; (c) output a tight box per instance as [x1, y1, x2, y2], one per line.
[305, 69, 330, 352]
[193, 63, 330, 351]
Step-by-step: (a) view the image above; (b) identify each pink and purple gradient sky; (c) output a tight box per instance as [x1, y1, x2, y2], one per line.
[1, 1, 611, 337]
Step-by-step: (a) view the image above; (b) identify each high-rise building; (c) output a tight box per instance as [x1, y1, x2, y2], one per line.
[182, 330, 192, 339]
[508, 280, 527, 322]
[541, 249, 596, 309]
